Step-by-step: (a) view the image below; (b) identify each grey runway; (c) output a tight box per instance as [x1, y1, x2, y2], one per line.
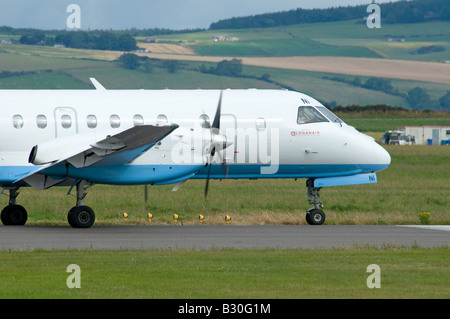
[1, 225, 449, 250]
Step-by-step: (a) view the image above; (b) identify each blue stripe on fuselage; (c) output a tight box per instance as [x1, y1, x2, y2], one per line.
[193, 163, 388, 180]
[0, 163, 389, 187]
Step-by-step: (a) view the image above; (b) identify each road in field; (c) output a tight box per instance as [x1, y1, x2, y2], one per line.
[0, 225, 448, 250]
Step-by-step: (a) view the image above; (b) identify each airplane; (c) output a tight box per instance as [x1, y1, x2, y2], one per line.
[0, 79, 391, 228]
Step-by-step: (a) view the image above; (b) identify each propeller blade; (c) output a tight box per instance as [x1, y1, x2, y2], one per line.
[216, 150, 229, 178]
[204, 91, 227, 199]
[204, 163, 211, 198]
[204, 148, 215, 199]
[172, 180, 187, 192]
[212, 91, 222, 130]
[222, 162, 228, 178]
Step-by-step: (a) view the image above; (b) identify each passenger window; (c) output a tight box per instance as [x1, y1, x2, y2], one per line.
[133, 114, 144, 126]
[61, 115, 72, 129]
[36, 114, 47, 129]
[110, 114, 121, 128]
[86, 114, 97, 129]
[255, 117, 266, 131]
[297, 106, 328, 125]
[13, 115, 24, 129]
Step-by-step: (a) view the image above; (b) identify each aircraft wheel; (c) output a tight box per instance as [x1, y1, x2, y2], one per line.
[68, 206, 95, 228]
[306, 209, 325, 225]
[1, 205, 28, 226]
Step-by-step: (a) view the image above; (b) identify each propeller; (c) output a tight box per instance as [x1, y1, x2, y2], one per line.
[204, 91, 231, 199]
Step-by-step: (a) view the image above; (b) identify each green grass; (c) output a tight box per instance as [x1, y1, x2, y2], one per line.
[160, 20, 450, 62]
[193, 41, 273, 57]
[193, 36, 380, 58]
[0, 71, 90, 89]
[0, 45, 106, 71]
[0, 248, 448, 298]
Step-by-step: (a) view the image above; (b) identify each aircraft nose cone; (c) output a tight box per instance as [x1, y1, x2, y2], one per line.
[373, 142, 391, 171]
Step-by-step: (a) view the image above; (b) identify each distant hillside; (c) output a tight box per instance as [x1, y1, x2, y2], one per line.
[209, 0, 450, 29]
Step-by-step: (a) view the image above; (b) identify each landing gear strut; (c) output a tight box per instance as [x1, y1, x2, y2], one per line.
[1, 188, 28, 226]
[305, 178, 325, 225]
[1, 182, 96, 228]
[67, 180, 95, 228]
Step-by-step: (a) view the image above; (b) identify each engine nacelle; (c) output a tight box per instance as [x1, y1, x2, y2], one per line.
[28, 133, 99, 166]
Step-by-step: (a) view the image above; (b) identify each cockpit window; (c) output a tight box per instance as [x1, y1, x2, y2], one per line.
[315, 106, 343, 124]
[297, 106, 328, 125]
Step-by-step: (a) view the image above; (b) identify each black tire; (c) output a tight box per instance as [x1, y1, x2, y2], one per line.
[1, 205, 28, 226]
[306, 209, 325, 225]
[67, 206, 95, 228]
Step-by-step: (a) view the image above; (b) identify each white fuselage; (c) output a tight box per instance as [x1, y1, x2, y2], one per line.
[0, 89, 390, 187]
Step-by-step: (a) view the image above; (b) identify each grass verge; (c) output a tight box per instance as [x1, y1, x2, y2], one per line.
[0, 248, 448, 299]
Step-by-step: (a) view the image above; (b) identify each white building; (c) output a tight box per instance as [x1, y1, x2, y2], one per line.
[212, 35, 240, 42]
[398, 126, 450, 145]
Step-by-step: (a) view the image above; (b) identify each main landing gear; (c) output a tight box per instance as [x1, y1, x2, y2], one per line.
[1, 180, 96, 228]
[305, 178, 326, 225]
[1, 188, 28, 226]
[67, 180, 95, 228]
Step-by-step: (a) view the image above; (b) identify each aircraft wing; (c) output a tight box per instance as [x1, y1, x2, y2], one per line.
[18, 124, 178, 188]
[69, 124, 179, 167]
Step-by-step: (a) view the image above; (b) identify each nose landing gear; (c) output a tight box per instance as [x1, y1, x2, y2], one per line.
[305, 178, 325, 225]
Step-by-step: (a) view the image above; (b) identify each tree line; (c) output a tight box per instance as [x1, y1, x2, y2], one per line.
[118, 53, 182, 74]
[210, 0, 450, 29]
[19, 30, 138, 51]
